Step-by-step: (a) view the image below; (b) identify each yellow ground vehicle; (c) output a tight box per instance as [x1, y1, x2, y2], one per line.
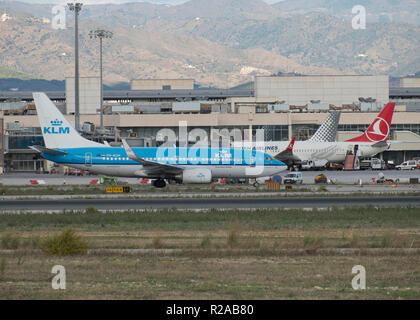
[314, 174, 328, 184]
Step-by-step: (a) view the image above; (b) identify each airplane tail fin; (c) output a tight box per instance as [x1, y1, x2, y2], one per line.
[286, 136, 296, 151]
[33, 92, 102, 149]
[346, 102, 395, 143]
[308, 110, 341, 142]
[274, 137, 300, 166]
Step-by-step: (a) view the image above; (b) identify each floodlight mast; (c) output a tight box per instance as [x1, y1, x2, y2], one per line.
[67, 3, 83, 132]
[89, 29, 113, 130]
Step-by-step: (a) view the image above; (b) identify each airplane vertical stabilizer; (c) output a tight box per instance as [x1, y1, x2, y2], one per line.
[308, 110, 341, 142]
[346, 103, 395, 143]
[33, 92, 103, 149]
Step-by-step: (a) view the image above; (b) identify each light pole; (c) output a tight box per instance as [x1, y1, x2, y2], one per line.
[89, 29, 113, 131]
[67, 2, 83, 132]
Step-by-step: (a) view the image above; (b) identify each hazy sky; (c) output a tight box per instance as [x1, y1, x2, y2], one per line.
[2, 0, 283, 4]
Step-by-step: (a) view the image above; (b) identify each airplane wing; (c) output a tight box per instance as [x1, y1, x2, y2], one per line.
[372, 141, 389, 148]
[371, 140, 420, 151]
[122, 139, 183, 176]
[273, 137, 301, 165]
[29, 145, 68, 156]
[388, 140, 420, 145]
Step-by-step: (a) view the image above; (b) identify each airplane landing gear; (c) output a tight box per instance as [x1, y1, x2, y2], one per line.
[152, 179, 167, 188]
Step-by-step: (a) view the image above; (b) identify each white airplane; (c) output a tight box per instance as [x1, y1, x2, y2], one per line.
[232, 110, 341, 164]
[240, 103, 396, 165]
[30, 93, 287, 188]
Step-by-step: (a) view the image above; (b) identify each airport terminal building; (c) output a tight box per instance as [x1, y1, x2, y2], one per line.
[1, 75, 420, 173]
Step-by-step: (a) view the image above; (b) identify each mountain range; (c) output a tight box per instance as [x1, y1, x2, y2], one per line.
[274, 0, 420, 25]
[0, 0, 419, 88]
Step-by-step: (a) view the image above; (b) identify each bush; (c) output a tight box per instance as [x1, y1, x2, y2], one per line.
[1, 233, 20, 249]
[85, 206, 99, 214]
[317, 185, 327, 192]
[303, 234, 324, 249]
[40, 228, 88, 256]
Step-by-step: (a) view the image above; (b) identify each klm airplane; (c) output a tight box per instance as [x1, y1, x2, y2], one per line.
[31, 93, 287, 188]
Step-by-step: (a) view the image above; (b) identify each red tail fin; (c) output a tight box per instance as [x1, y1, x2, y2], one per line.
[286, 137, 296, 151]
[346, 102, 395, 143]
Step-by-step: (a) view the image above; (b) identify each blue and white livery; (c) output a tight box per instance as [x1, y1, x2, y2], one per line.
[31, 93, 287, 188]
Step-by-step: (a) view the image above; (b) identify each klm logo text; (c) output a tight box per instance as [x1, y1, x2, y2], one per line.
[44, 119, 69, 134]
[44, 127, 70, 134]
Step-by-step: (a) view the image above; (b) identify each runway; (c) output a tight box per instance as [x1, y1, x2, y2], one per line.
[2, 196, 420, 211]
[2, 170, 420, 185]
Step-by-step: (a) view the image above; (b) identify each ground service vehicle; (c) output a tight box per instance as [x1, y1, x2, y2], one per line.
[396, 160, 417, 170]
[360, 158, 385, 170]
[301, 160, 328, 170]
[314, 174, 328, 184]
[283, 172, 303, 184]
[386, 161, 396, 170]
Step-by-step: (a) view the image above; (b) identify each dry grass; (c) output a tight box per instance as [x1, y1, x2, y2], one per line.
[348, 232, 362, 248]
[303, 234, 325, 249]
[1, 233, 20, 249]
[150, 235, 164, 249]
[227, 223, 240, 248]
[0, 207, 419, 299]
[200, 234, 212, 248]
[376, 230, 412, 248]
[0, 253, 418, 299]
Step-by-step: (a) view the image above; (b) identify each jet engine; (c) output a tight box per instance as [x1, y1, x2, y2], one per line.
[177, 168, 212, 184]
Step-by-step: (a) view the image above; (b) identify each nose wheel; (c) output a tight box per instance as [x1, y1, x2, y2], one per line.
[152, 179, 167, 188]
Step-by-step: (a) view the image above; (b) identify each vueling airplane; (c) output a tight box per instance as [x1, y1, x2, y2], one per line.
[31, 93, 287, 188]
[246, 102, 396, 165]
[233, 109, 341, 166]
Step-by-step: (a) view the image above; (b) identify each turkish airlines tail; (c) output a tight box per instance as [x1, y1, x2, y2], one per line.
[286, 136, 296, 151]
[345, 102, 395, 143]
[273, 137, 301, 166]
